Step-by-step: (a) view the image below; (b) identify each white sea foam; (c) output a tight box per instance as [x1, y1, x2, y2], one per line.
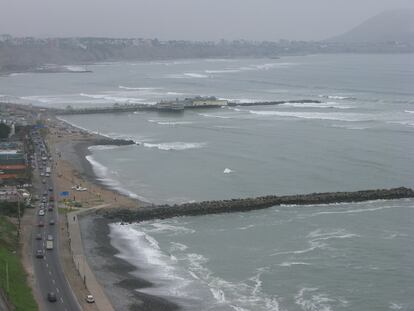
[307, 229, 360, 241]
[279, 262, 311, 267]
[281, 102, 352, 109]
[389, 302, 404, 310]
[309, 205, 396, 216]
[64, 65, 89, 72]
[141, 220, 195, 235]
[109, 224, 190, 296]
[205, 69, 242, 74]
[404, 110, 414, 114]
[223, 168, 233, 174]
[148, 119, 193, 126]
[318, 94, 355, 100]
[119, 85, 161, 90]
[88, 145, 121, 151]
[270, 240, 327, 256]
[85, 155, 144, 200]
[184, 73, 209, 78]
[330, 124, 370, 130]
[198, 113, 232, 119]
[143, 142, 206, 151]
[247, 110, 372, 122]
[295, 287, 340, 311]
[170, 242, 189, 252]
[79, 93, 144, 103]
[184, 252, 281, 310]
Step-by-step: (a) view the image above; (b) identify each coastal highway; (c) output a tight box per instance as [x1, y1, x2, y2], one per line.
[31, 134, 81, 311]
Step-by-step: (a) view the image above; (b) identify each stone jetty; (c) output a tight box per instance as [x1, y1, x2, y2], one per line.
[97, 187, 414, 223]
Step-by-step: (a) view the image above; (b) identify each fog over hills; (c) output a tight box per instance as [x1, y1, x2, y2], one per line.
[328, 9, 414, 43]
[1, 9, 413, 74]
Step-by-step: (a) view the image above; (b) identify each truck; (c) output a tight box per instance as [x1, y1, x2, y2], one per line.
[46, 240, 53, 250]
[46, 167, 51, 174]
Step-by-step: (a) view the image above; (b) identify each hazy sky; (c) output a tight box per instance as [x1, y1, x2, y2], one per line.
[1, 0, 414, 40]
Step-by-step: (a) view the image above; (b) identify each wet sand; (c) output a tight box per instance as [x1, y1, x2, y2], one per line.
[48, 118, 180, 310]
[79, 215, 180, 311]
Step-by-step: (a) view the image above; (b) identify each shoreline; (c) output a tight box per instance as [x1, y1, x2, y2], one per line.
[79, 215, 180, 311]
[48, 117, 181, 310]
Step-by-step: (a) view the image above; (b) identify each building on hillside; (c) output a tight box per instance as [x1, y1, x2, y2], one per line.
[0, 149, 28, 183]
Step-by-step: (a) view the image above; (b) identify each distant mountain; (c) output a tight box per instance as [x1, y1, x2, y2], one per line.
[328, 9, 414, 43]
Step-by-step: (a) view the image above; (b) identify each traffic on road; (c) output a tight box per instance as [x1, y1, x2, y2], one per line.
[31, 130, 81, 311]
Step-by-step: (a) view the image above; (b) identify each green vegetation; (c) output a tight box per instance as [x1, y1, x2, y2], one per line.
[0, 123, 11, 139]
[58, 207, 79, 214]
[0, 202, 32, 218]
[0, 216, 37, 310]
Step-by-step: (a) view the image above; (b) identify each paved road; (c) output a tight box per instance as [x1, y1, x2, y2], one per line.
[31, 133, 81, 311]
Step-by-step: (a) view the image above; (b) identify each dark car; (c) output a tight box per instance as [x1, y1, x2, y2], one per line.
[38, 221, 44, 227]
[48, 187, 53, 192]
[35, 233, 42, 240]
[36, 250, 44, 258]
[47, 292, 57, 302]
[48, 205, 53, 211]
[49, 219, 55, 226]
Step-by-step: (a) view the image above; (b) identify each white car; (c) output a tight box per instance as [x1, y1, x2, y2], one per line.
[38, 209, 45, 216]
[86, 295, 95, 303]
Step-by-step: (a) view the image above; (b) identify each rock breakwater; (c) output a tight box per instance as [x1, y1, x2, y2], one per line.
[96, 187, 414, 223]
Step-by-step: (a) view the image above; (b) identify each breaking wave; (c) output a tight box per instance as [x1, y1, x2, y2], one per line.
[318, 94, 355, 100]
[148, 119, 194, 126]
[281, 102, 352, 109]
[247, 110, 373, 122]
[79, 93, 144, 103]
[85, 155, 144, 200]
[143, 142, 207, 151]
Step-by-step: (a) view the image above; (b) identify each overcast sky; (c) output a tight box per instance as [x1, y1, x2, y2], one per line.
[1, 0, 413, 41]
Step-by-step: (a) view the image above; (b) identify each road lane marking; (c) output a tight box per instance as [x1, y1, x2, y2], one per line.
[46, 263, 48, 267]
[52, 279, 55, 284]
[49, 270, 52, 275]
[56, 288, 59, 293]
[60, 297, 64, 303]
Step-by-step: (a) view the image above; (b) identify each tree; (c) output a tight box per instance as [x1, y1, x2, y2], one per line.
[0, 123, 11, 139]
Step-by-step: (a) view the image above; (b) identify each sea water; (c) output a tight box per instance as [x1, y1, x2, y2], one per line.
[2, 54, 413, 310]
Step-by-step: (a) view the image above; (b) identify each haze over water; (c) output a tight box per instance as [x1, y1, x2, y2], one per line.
[2, 54, 414, 310]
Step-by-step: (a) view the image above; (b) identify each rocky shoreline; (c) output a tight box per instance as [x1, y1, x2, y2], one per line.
[96, 187, 414, 223]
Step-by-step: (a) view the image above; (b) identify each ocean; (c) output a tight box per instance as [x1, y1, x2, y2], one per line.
[2, 54, 413, 310]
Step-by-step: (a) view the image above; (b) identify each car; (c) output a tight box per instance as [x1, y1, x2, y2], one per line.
[47, 292, 57, 302]
[40, 172, 45, 176]
[49, 219, 55, 226]
[36, 250, 44, 258]
[48, 187, 53, 192]
[38, 209, 45, 216]
[86, 295, 95, 303]
[48, 205, 53, 211]
[47, 235, 53, 241]
[38, 221, 44, 227]
[42, 179, 46, 184]
[35, 233, 42, 240]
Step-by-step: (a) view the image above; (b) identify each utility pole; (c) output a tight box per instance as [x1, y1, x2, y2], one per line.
[5, 261, 9, 294]
[17, 194, 21, 243]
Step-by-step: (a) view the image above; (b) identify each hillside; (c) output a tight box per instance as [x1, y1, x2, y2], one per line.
[329, 9, 414, 43]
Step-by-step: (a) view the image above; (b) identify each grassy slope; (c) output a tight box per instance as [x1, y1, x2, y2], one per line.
[0, 216, 38, 311]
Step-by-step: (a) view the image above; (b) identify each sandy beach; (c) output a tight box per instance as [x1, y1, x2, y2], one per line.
[46, 118, 180, 311]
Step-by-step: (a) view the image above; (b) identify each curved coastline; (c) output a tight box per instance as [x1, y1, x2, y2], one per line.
[97, 187, 414, 223]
